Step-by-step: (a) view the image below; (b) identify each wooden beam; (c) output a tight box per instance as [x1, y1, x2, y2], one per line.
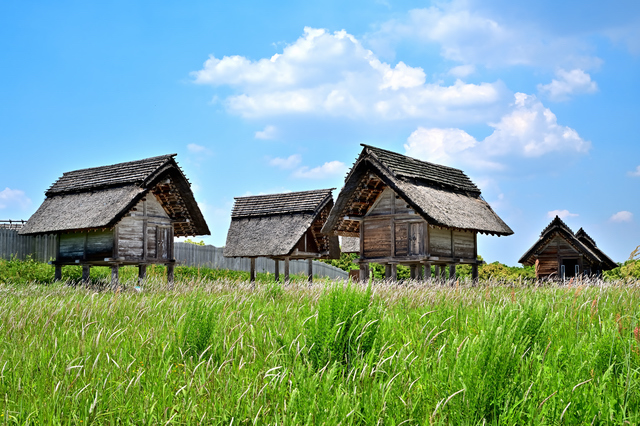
[167, 264, 175, 289]
[111, 265, 119, 288]
[54, 265, 62, 282]
[307, 258, 313, 284]
[284, 257, 290, 284]
[472, 263, 479, 285]
[449, 264, 456, 285]
[274, 258, 280, 282]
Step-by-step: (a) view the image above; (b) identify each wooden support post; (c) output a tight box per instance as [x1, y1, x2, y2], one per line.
[167, 264, 175, 289]
[82, 265, 91, 284]
[359, 261, 369, 282]
[449, 264, 456, 285]
[54, 265, 62, 282]
[250, 258, 256, 283]
[307, 258, 313, 284]
[423, 262, 432, 280]
[434, 265, 440, 283]
[440, 265, 446, 282]
[390, 263, 397, 282]
[417, 264, 423, 280]
[138, 264, 147, 286]
[410, 264, 417, 280]
[284, 257, 290, 284]
[471, 263, 479, 285]
[111, 265, 119, 288]
[385, 264, 392, 280]
[274, 259, 280, 282]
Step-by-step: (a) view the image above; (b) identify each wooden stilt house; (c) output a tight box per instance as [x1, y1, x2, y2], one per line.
[519, 216, 616, 280]
[19, 154, 209, 285]
[321, 145, 513, 281]
[223, 189, 340, 282]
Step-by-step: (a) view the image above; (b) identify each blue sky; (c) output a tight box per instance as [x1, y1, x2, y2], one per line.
[1, 0, 639, 266]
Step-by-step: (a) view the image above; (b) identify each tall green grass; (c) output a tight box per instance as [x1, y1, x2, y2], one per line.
[0, 277, 639, 424]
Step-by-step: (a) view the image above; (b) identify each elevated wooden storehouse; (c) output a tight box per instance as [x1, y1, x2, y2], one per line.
[19, 154, 209, 284]
[519, 216, 616, 279]
[224, 189, 340, 282]
[322, 145, 513, 281]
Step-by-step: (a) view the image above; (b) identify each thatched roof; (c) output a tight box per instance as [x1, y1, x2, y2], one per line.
[518, 216, 617, 269]
[20, 154, 209, 237]
[224, 189, 339, 258]
[322, 145, 513, 237]
[340, 236, 360, 253]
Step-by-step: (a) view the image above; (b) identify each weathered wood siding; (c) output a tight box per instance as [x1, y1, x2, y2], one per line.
[58, 230, 114, 261]
[117, 195, 172, 261]
[453, 230, 475, 259]
[429, 227, 452, 257]
[367, 189, 393, 216]
[363, 218, 392, 258]
[535, 235, 581, 278]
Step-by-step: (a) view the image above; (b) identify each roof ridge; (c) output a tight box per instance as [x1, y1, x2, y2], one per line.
[58, 154, 176, 176]
[360, 144, 464, 173]
[233, 188, 334, 201]
[541, 215, 573, 237]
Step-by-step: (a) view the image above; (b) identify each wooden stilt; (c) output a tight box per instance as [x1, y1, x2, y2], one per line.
[167, 264, 174, 289]
[440, 265, 446, 281]
[423, 262, 432, 280]
[417, 264, 424, 280]
[307, 258, 313, 284]
[82, 265, 91, 284]
[410, 264, 417, 279]
[250, 258, 256, 284]
[385, 264, 392, 280]
[434, 265, 440, 283]
[54, 265, 62, 282]
[274, 259, 280, 282]
[472, 263, 479, 285]
[359, 261, 369, 282]
[449, 264, 456, 285]
[138, 264, 147, 286]
[284, 257, 290, 284]
[390, 263, 397, 282]
[111, 265, 119, 288]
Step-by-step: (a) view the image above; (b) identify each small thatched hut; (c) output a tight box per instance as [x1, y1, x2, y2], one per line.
[519, 216, 616, 279]
[224, 189, 340, 282]
[322, 145, 513, 281]
[20, 154, 209, 284]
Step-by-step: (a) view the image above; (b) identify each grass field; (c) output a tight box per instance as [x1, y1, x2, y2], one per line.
[0, 270, 640, 424]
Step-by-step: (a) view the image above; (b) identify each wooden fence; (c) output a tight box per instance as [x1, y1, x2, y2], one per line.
[0, 232, 348, 280]
[0, 229, 58, 262]
[174, 242, 348, 280]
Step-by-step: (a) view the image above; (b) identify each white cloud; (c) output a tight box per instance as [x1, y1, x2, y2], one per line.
[610, 211, 633, 223]
[187, 143, 210, 154]
[483, 93, 591, 157]
[403, 93, 590, 170]
[255, 125, 278, 140]
[371, 3, 601, 70]
[538, 69, 598, 101]
[547, 210, 579, 219]
[449, 64, 475, 77]
[193, 27, 507, 123]
[627, 166, 640, 177]
[293, 161, 347, 179]
[0, 188, 31, 210]
[269, 154, 302, 170]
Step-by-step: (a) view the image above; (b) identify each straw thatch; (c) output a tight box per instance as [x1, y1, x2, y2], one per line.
[340, 236, 360, 253]
[519, 216, 616, 270]
[224, 189, 339, 258]
[20, 154, 209, 237]
[322, 144, 513, 237]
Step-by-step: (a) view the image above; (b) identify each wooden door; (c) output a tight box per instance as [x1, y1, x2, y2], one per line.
[156, 227, 171, 260]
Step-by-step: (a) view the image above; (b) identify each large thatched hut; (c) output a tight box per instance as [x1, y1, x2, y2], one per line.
[224, 189, 340, 282]
[322, 145, 513, 281]
[519, 216, 616, 279]
[20, 154, 209, 284]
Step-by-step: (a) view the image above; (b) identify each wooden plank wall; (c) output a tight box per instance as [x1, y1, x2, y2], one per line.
[174, 243, 348, 279]
[0, 229, 57, 262]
